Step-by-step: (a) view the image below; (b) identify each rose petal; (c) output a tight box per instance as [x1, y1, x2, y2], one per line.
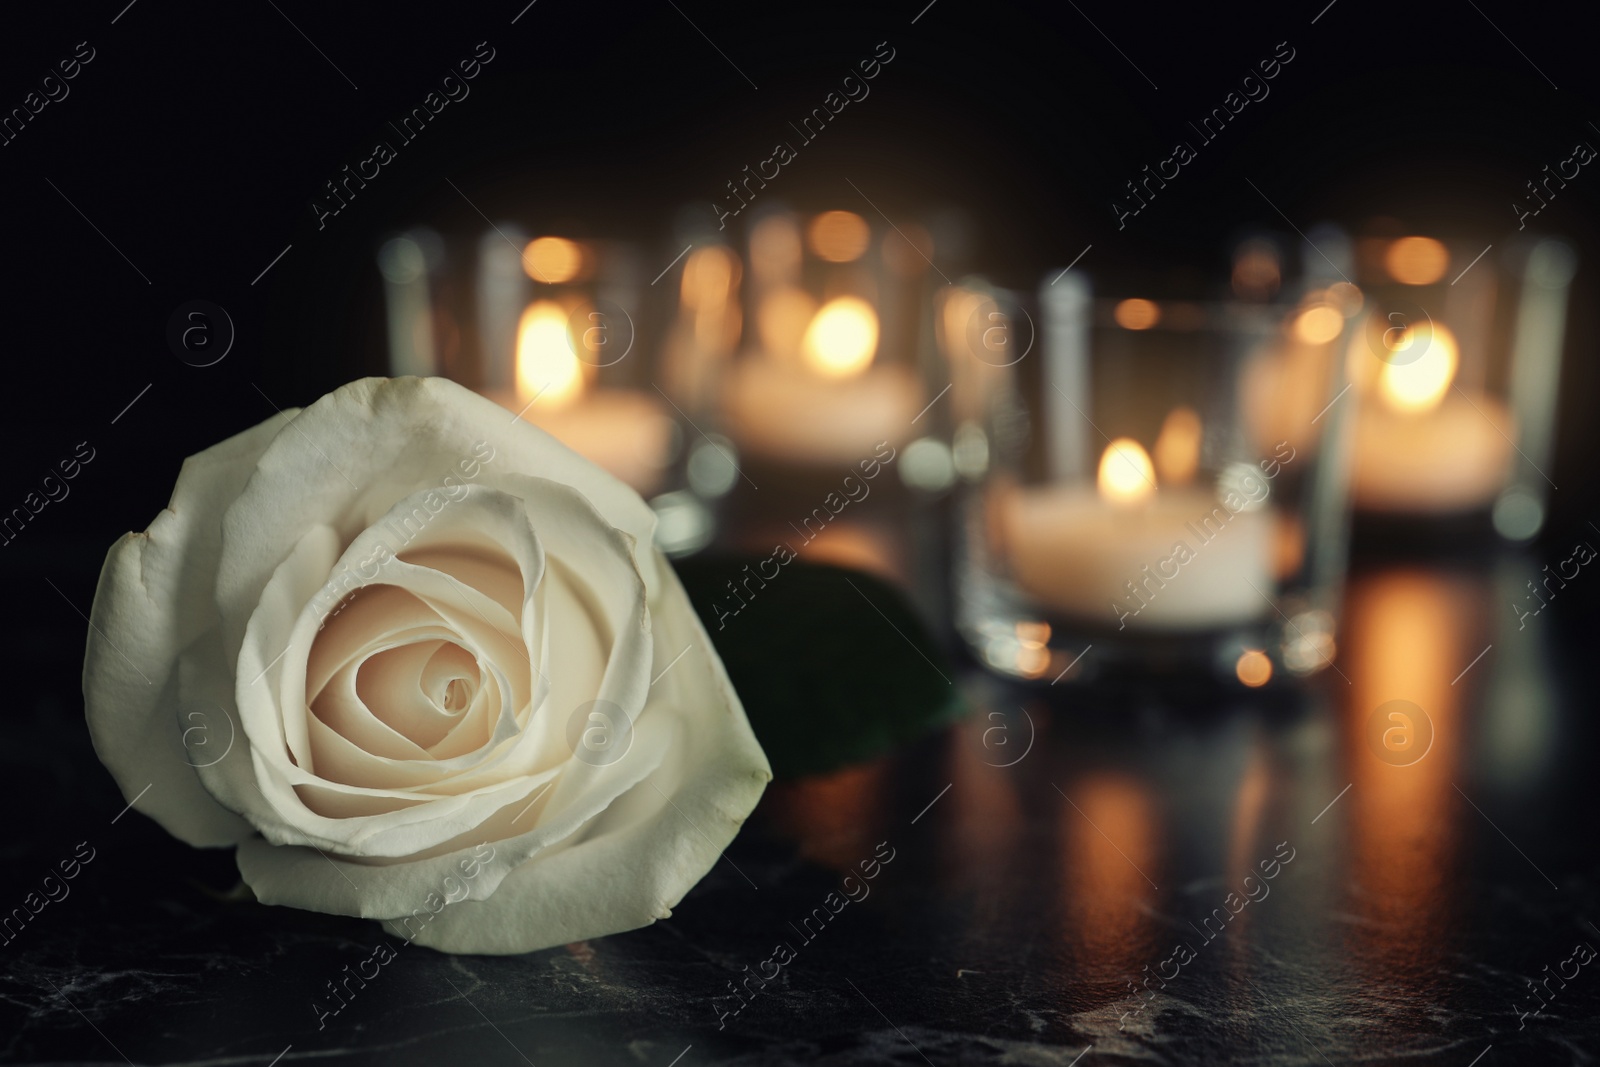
[215, 378, 658, 679]
[84, 410, 296, 846]
[393, 563, 771, 953]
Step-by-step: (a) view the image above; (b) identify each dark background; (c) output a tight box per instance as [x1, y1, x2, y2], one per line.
[1, 0, 1597, 576]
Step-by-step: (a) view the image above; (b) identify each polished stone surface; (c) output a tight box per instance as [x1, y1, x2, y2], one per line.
[5, 556, 1598, 1066]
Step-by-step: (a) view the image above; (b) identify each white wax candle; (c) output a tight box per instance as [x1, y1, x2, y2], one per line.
[486, 388, 673, 496]
[1352, 392, 1514, 513]
[721, 362, 921, 465]
[999, 485, 1274, 630]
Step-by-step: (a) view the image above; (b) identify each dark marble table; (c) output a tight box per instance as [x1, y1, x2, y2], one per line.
[5, 551, 1598, 1066]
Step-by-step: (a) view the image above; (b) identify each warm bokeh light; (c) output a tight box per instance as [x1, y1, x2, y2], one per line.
[1059, 773, 1159, 974]
[1235, 648, 1273, 687]
[1294, 303, 1344, 344]
[522, 236, 583, 284]
[1097, 438, 1156, 505]
[1327, 281, 1365, 317]
[1379, 323, 1458, 413]
[1342, 568, 1481, 979]
[515, 300, 582, 408]
[807, 210, 871, 262]
[758, 287, 818, 363]
[680, 245, 738, 308]
[750, 214, 802, 283]
[1154, 406, 1202, 486]
[1232, 241, 1281, 298]
[801, 296, 878, 377]
[1113, 298, 1161, 330]
[1385, 236, 1450, 285]
[883, 222, 935, 276]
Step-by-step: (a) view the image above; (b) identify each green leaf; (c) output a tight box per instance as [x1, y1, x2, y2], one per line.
[672, 555, 968, 779]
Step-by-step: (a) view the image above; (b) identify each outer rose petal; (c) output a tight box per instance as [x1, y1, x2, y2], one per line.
[84, 409, 297, 846]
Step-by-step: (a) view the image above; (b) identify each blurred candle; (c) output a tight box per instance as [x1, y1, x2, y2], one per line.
[485, 298, 672, 494]
[1351, 322, 1514, 512]
[378, 231, 440, 378]
[723, 290, 920, 464]
[1000, 434, 1273, 629]
[721, 210, 920, 465]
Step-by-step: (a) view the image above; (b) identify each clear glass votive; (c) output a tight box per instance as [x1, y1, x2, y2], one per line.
[714, 205, 937, 472]
[944, 276, 1360, 686]
[1343, 231, 1576, 542]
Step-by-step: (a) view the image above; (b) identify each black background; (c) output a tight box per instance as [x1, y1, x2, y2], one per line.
[2, 0, 1598, 580]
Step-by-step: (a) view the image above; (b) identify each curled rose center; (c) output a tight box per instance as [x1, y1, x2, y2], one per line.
[353, 638, 484, 750]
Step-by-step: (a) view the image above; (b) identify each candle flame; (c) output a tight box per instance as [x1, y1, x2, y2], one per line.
[802, 296, 878, 378]
[1154, 407, 1202, 486]
[1379, 322, 1457, 414]
[515, 300, 583, 410]
[1097, 438, 1156, 505]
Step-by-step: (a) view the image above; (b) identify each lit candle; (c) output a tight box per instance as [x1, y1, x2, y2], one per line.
[999, 433, 1274, 629]
[722, 293, 921, 464]
[1351, 322, 1515, 512]
[485, 298, 673, 495]
[720, 210, 921, 465]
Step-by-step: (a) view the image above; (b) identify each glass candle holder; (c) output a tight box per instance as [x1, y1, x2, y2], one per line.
[715, 206, 936, 472]
[1345, 232, 1575, 541]
[945, 276, 1359, 686]
[379, 228, 684, 503]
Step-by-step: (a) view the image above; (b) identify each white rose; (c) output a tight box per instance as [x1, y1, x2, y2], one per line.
[83, 376, 770, 954]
